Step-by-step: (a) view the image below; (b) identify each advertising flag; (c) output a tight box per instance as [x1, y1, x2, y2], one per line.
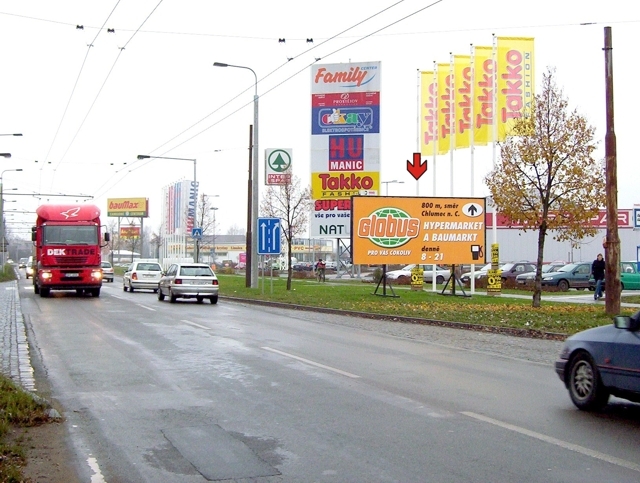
[454, 55, 471, 149]
[496, 37, 535, 140]
[473, 46, 493, 145]
[420, 71, 437, 156]
[437, 63, 453, 155]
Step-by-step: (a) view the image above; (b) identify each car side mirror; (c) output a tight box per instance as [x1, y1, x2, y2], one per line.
[613, 315, 640, 331]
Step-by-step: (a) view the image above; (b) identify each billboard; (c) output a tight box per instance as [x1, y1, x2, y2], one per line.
[120, 226, 140, 238]
[107, 198, 149, 217]
[352, 196, 486, 265]
[310, 61, 381, 238]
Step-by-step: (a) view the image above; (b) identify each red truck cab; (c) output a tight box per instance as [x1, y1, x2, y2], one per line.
[31, 204, 110, 297]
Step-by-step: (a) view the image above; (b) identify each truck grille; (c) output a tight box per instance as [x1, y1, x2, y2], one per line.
[54, 256, 88, 265]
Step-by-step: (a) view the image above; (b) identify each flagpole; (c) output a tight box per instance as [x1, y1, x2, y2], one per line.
[470, 44, 476, 294]
[433, 62, 437, 197]
[491, 34, 498, 246]
[449, 52, 454, 198]
[416, 69, 420, 196]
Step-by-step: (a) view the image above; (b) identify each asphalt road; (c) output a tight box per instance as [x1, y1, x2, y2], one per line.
[19, 277, 640, 482]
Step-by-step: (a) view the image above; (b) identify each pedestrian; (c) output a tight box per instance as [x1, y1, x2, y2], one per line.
[592, 253, 605, 301]
[316, 258, 326, 282]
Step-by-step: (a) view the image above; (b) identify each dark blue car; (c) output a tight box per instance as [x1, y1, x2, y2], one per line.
[555, 310, 640, 410]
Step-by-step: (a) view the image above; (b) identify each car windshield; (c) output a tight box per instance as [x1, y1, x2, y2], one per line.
[500, 263, 515, 271]
[558, 263, 578, 272]
[401, 264, 417, 271]
[137, 263, 161, 271]
[43, 225, 98, 245]
[101, 262, 112, 268]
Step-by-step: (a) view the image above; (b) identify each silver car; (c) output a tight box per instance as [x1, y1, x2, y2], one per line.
[123, 260, 163, 292]
[158, 263, 219, 304]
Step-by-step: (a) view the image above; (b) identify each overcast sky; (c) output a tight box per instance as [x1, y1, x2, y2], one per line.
[0, 0, 637, 238]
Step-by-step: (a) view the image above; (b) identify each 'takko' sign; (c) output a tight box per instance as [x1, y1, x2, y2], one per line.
[352, 196, 486, 265]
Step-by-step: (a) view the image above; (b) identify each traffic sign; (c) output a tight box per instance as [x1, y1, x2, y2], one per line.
[191, 227, 202, 239]
[257, 218, 281, 255]
[634, 207, 640, 229]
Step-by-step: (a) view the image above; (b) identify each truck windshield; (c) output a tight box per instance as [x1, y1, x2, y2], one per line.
[43, 225, 98, 245]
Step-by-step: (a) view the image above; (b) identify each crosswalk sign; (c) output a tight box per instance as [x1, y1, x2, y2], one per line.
[191, 227, 202, 239]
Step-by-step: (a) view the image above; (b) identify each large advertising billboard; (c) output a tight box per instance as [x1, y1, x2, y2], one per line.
[352, 196, 486, 265]
[310, 61, 381, 238]
[107, 198, 149, 217]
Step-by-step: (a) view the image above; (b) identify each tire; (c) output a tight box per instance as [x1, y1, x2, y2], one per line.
[123, 284, 128, 292]
[568, 352, 610, 411]
[130, 285, 135, 293]
[153, 289, 158, 293]
[210, 295, 218, 304]
[558, 280, 570, 292]
[436, 275, 445, 284]
[91, 288, 100, 297]
[34, 282, 40, 295]
[40, 288, 50, 298]
[76, 289, 84, 295]
[157, 289, 165, 301]
[196, 296, 204, 304]
[169, 290, 177, 303]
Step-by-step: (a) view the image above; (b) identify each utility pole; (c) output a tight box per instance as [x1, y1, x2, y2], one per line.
[604, 26, 620, 315]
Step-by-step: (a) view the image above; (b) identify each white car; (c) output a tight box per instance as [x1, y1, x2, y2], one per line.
[460, 263, 492, 283]
[123, 260, 163, 293]
[385, 264, 452, 284]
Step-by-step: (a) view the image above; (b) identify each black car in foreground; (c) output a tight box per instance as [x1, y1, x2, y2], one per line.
[555, 310, 640, 410]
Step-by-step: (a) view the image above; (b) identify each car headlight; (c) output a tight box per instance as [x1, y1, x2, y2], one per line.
[542, 276, 553, 281]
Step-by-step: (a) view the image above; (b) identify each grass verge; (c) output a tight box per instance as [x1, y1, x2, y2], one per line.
[0, 375, 52, 482]
[218, 274, 639, 336]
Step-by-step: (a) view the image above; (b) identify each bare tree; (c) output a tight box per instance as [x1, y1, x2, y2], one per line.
[485, 68, 604, 307]
[226, 224, 244, 235]
[195, 194, 216, 262]
[260, 175, 312, 290]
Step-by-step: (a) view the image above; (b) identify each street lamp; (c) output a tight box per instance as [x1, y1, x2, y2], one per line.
[137, 154, 198, 260]
[210, 207, 218, 266]
[1, 165, 23, 266]
[0, 134, 22, 137]
[213, 61, 259, 289]
[381, 180, 405, 196]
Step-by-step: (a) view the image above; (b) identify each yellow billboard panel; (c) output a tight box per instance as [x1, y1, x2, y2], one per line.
[352, 196, 486, 265]
[311, 171, 380, 199]
[107, 198, 149, 217]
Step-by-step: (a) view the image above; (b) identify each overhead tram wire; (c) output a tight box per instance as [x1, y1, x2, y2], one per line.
[48, 0, 165, 192]
[97, 0, 412, 191]
[41, 0, 122, 179]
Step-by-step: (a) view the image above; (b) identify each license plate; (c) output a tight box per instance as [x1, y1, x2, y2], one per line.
[65, 273, 79, 277]
[193, 280, 211, 285]
[143, 274, 157, 278]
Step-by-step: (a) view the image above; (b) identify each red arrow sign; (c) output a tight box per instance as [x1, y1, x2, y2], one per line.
[407, 152, 427, 180]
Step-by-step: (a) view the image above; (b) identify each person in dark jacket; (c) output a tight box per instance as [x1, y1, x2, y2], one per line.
[591, 253, 605, 300]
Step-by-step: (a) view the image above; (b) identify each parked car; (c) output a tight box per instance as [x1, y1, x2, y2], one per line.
[100, 261, 114, 282]
[158, 262, 219, 304]
[515, 263, 565, 285]
[385, 264, 452, 284]
[459, 263, 492, 284]
[495, 261, 537, 282]
[588, 261, 640, 291]
[540, 262, 592, 291]
[324, 261, 337, 270]
[292, 261, 314, 271]
[555, 310, 640, 410]
[123, 260, 163, 293]
[18, 257, 28, 268]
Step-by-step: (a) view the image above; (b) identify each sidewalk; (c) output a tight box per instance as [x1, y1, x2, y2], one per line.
[0, 280, 35, 390]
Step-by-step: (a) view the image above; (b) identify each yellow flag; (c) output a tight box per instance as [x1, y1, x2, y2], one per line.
[437, 63, 452, 155]
[454, 55, 471, 149]
[420, 71, 437, 156]
[496, 37, 535, 140]
[473, 46, 493, 145]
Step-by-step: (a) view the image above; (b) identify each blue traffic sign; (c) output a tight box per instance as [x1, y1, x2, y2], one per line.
[191, 227, 202, 239]
[634, 208, 640, 229]
[258, 218, 281, 255]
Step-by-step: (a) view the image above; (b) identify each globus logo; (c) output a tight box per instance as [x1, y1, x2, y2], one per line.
[357, 208, 420, 248]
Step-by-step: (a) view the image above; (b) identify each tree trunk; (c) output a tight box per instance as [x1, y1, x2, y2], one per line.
[286, 238, 292, 291]
[532, 227, 547, 308]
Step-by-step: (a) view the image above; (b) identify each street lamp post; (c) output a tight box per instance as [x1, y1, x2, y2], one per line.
[213, 61, 259, 289]
[1, 162, 23, 266]
[381, 180, 405, 196]
[137, 154, 197, 261]
[210, 207, 218, 266]
[0, 134, 22, 137]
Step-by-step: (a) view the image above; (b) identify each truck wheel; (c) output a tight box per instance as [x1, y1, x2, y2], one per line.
[40, 288, 50, 298]
[34, 282, 40, 295]
[92, 288, 100, 297]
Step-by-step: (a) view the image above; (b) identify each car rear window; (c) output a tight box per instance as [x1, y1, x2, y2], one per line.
[137, 263, 161, 271]
[179, 266, 214, 277]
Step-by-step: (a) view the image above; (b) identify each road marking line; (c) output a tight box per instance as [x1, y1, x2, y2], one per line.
[262, 347, 360, 379]
[181, 319, 211, 330]
[462, 411, 640, 473]
[137, 304, 155, 311]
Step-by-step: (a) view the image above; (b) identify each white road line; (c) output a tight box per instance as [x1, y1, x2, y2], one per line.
[462, 411, 640, 473]
[181, 319, 211, 330]
[262, 347, 360, 379]
[137, 304, 155, 311]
